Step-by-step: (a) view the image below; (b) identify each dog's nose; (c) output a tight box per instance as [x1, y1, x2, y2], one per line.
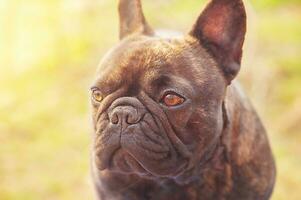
[110, 106, 142, 126]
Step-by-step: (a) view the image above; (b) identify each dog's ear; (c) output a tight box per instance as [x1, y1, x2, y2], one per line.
[190, 0, 246, 84]
[118, 0, 154, 39]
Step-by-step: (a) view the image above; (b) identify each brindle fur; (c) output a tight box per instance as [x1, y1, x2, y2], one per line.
[90, 0, 276, 199]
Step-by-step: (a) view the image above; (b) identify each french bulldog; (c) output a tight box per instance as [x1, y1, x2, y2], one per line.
[90, 0, 276, 199]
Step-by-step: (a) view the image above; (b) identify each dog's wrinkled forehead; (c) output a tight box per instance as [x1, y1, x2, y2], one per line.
[95, 36, 198, 94]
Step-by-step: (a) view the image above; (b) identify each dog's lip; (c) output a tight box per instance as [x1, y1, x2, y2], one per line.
[108, 148, 152, 175]
[125, 147, 190, 177]
[106, 146, 189, 178]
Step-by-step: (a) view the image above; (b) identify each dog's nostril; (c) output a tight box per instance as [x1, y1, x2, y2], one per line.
[126, 113, 139, 124]
[111, 113, 119, 124]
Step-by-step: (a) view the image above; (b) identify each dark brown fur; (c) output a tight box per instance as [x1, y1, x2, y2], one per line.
[90, 0, 276, 199]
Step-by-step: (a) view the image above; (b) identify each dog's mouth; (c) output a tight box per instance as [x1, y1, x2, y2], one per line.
[109, 148, 148, 175]
[93, 92, 192, 177]
[109, 148, 188, 178]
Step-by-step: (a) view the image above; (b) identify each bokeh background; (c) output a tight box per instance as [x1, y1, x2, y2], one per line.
[0, 0, 300, 199]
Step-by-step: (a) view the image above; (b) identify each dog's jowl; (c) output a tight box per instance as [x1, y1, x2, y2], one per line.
[90, 0, 276, 199]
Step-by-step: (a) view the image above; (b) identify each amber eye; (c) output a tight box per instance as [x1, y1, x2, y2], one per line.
[162, 93, 185, 107]
[91, 89, 103, 102]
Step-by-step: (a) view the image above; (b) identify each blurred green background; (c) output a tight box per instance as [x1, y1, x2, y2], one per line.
[0, 0, 300, 199]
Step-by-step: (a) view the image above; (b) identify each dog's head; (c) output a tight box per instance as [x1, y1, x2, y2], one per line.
[91, 0, 246, 181]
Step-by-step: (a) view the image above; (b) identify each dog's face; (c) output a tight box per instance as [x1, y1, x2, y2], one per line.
[91, 0, 246, 180]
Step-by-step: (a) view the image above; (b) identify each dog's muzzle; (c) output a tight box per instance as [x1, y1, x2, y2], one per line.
[94, 93, 192, 177]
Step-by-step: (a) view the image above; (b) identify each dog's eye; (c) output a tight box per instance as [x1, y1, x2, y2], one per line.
[91, 88, 103, 102]
[162, 93, 185, 107]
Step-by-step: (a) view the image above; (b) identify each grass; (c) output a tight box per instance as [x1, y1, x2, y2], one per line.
[0, 0, 300, 199]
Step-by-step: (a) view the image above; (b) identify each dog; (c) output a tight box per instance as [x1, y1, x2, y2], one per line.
[90, 0, 276, 199]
